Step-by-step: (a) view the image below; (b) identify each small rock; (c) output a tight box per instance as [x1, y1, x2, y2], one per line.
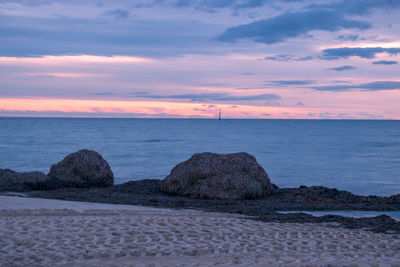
[0, 169, 50, 191]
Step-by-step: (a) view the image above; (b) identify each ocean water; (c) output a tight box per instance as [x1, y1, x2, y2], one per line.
[0, 118, 399, 196]
[279, 211, 400, 221]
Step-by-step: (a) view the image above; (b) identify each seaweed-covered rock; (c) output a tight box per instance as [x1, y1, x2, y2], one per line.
[48, 149, 114, 188]
[0, 169, 51, 191]
[160, 152, 273, 200]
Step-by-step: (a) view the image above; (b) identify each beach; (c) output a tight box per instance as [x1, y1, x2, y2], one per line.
[2, 0, 400, 266]
[1, 196, 399, 266]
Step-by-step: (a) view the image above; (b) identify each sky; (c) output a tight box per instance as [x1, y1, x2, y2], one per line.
[0, 0, 399, 119]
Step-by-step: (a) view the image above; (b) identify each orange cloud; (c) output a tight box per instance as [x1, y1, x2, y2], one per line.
[23, 72, 108, 78]
[0, 97, 310, 118]
[0, 55, 154, 66]
[2, 97, 396, 119]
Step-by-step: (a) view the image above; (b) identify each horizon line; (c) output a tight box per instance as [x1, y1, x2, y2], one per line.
[0, 116, 398, 121]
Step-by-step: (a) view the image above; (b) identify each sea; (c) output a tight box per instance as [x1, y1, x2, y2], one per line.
[1, 118, 399, 197]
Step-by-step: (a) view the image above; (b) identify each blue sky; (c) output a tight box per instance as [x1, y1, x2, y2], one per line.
[0, 0, 399, 118]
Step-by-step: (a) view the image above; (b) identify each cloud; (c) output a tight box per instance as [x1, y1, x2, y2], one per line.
[173, 0, 293, 11]
[332, 80, 351, 83]
[328, 65, 356, 71]
[193, 108, 208, 112]
[217, 0, 400, 44]
[0, 0, 54, 6]
[217, 10, 371, 44]
[318, 112, 335, 118]
[321, 47, 400, 59]
[310, 81, 400, 91]
[310, 0, 400, 15]
[372, 60, 398, 65]
[173, 0, 400, 13]
[338, 34, 359, 41]
[91, 92, 117, 96]
[265, 54, 313, 62]
[175, 0, 234, 9]
[103, 8, 130, 18]
[295, 102, 305, 106]
[266, 80, 315, 86]
[128, 92, 281, 102]
[0, 109, 187, 118]
[233, 0, 272, 9]
[356, 111, 384, 119]
[0, 14, 219, 57]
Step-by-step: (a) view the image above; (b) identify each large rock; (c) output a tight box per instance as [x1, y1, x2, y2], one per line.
[0, 169, 52, 191]
[160, 152, 273, 200]
[48, 149, 114, 188]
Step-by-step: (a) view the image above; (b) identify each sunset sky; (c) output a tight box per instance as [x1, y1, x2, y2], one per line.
[0, 0, 399, 119]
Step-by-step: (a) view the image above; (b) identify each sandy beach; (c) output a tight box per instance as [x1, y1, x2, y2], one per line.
[0, 196, 399, 266]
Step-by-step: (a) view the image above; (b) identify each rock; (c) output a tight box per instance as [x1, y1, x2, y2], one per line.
[0, 169, 51, 191]
[160, 152, 273, 200]
[271, 183, 279, 190]
[48, 149, 114, 188]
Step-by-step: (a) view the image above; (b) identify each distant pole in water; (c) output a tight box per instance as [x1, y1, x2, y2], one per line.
[218, 109, 222, 120]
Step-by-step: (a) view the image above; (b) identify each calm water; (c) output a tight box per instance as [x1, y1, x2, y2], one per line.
[279, 211, 400, 221]
[0, 118, 399, 196]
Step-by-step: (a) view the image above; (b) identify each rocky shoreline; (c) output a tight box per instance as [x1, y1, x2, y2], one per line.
[2, 149, 400, 234]
[21, 179, 400, 234]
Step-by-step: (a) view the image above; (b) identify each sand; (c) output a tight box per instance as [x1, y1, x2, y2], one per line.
[0, 194, 163, 212]
[1, 196, 400, 266]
